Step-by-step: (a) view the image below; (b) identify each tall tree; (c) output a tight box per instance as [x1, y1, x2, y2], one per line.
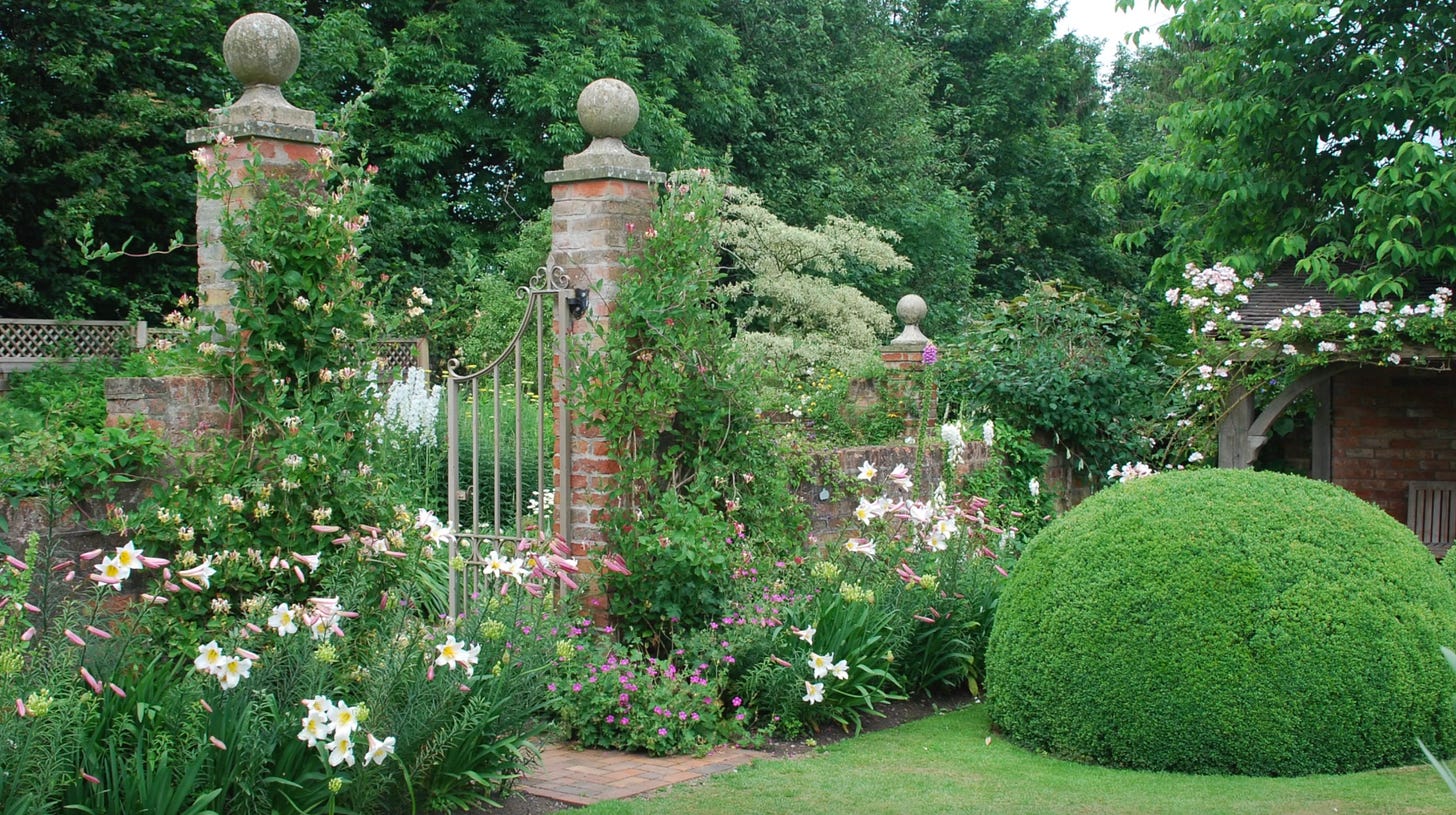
[904, 0, 1130, 295]
[1125, 0, 1456, 296]
[711, 0, 979, 330]
[0, 0, 251, 318]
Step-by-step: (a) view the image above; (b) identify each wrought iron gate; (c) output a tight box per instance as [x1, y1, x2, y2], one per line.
[445, 266, 577, 617]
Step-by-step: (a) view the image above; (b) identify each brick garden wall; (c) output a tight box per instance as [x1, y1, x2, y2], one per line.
[1331, 367, 1456, 524]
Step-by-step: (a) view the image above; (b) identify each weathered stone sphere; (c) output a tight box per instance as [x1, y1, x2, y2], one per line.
[896, 294, 927, 326]
[577, 78, 640, 140]
[223, 13, 300, 87]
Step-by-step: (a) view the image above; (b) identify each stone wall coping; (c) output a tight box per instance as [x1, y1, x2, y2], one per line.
[545, 165, 666, 185]
[186, 120, 332, 145]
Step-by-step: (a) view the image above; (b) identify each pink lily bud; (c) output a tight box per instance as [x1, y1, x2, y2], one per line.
[200, 699, 213, 713]
[165, 581, 181, 592]
[235, 647, 260, 661]
[89, 574, 119, 586]
[209, 736, 227, 751]
[525, 583, 545, 598]
[995, 565, 1008, 577]
[15, 698, 27, 717]
[460, 684, 471, 693]
[64, 570, 75, 582]
[293, 565, 306, 583]
[79, 549, 104, 561]
[79, 667, 102, 693]
[21, 626, 36, 641]
[558, 572, 579, 592]
[770, 655, 792, 668]
[601, 552, 631, 575]
[549, 536, 571, 557]
[140, 556, 170, 568]
[109, 683, 126, 698]
[181, 578, 203, 592]
[50, 559, 74, 572]
[383, 550, 407, 559]
[81, 770, 101, 784]
[4, 554, 27, 571]
[380, 592, 389, 609]
[85, 625, 112, 640]
[914, 614, 936, 624]
[426, 663, 435, 681]
[23, 602, 41, 613]
[64, 629, 86, 647]
[140, 594, 169, 605]
[333, 535, 352, 545]
[311, 524, 341, 534]
[245, 622, 263, 634]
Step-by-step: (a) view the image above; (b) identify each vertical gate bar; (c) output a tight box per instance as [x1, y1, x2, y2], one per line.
[446, 376, 460, 619]
[471, 378, 482, 557]
[556, 287, 573, 548]
[536, 289, 548, 535]
[493, 367, 502, 537]
[514, 303, 526, 538]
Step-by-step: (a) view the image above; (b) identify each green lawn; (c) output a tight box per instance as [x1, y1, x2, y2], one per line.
[579, 703, 1453, 815]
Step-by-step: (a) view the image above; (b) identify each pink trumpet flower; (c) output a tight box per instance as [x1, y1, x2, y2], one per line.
[291, 552, 321, 571]
[601, 553, 631, 575]
[894, 561, 921, 585]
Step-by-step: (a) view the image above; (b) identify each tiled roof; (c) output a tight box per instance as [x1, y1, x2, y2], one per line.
[1239, 269, 1449, 327]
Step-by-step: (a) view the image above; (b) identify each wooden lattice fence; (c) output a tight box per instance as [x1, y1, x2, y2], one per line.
[0, 318, 428, 384]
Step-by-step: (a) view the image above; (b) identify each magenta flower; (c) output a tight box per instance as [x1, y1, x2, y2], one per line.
[921, 342, 938, 365]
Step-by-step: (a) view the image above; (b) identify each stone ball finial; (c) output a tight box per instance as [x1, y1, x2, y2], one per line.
[896, 294, 928, 327]
[577, 78, 640, 140]
[891, 293, 930, 346]
[223, 13, 300, 88]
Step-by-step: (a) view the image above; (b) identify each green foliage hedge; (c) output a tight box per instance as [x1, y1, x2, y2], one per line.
[985, 468, 1456, 776]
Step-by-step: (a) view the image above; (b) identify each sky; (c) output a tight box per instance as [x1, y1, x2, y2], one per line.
[1050, 0, 1177, 73]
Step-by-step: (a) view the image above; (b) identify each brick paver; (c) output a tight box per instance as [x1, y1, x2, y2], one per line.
[519, 742, 768, 804]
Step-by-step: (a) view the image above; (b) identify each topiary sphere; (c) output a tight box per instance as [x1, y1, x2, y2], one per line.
[985, 468, 1456, 776]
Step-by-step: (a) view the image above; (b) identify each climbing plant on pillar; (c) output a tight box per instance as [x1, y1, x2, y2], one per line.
[572, 172, 805, 649]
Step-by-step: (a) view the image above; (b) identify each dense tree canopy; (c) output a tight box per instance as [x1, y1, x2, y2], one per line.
[1, 0, 1162, 327]
[1125, 0, 1456, 297]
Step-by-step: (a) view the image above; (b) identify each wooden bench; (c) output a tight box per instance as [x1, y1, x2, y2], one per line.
[1408, 482, 1456, 550]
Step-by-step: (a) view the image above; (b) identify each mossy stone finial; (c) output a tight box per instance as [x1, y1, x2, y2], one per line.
[216, 13, 314, 129]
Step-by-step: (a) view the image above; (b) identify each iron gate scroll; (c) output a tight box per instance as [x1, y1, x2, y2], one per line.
[445, 266, 575, 617]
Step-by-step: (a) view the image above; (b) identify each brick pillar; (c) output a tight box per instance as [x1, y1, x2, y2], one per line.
[883, 293, 937, 433]
[543, 79, 665, 621]
[185, 13, 331, 328]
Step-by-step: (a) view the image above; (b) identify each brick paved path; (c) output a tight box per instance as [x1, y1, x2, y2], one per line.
[518, 743, 769, 805]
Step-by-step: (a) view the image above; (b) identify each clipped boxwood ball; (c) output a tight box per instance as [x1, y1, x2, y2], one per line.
[985, 468, 1456, 776]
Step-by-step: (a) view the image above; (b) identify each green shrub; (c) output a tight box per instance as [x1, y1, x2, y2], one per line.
[985, 468, 1456, 776]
